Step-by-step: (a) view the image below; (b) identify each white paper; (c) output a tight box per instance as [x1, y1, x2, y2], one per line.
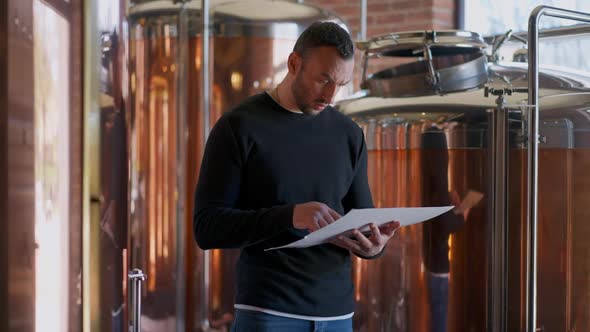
[266, 206, 454, 251]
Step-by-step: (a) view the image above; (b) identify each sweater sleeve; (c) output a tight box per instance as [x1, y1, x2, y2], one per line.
[341, 126, 374, 212]
[341, 127, 385, 260]
[342, 128, 385, 259]
[193, 115, 294, 250]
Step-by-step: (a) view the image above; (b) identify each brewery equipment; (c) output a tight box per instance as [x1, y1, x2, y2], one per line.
[336, 23, 590, 331]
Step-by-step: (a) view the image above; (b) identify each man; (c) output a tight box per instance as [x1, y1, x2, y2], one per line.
[193, 22, 400, 332]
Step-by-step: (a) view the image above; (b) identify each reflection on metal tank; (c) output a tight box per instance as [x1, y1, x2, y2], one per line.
[337, 30, 590, 331]
[127, 1, 349, 330]
[97, 21, 129, 332]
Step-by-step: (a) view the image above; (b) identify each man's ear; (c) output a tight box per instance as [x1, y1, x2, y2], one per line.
[288, 52, 302, 75]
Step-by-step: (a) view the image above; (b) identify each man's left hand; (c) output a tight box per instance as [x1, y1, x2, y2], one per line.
[331, 221, 400, 258]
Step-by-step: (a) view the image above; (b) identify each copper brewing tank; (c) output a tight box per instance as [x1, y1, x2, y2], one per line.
[336, 30, 590, 331]
[125, 1, 349, 331]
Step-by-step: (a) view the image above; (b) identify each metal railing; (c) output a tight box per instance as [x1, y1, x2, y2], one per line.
[485, 23, 590, 45]
[527, 6, 590, 332]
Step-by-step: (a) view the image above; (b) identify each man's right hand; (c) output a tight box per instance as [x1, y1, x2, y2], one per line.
[293, 202, 341, 233]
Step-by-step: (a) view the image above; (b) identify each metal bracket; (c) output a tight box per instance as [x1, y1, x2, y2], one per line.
[422, 34, 440, 93]
[128, 269, 147, 332]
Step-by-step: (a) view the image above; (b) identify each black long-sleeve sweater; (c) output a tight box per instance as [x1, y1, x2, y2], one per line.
[193, 92, 373, 317]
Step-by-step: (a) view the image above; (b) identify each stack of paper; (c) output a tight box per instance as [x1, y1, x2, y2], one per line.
[266, 206, 454, 250]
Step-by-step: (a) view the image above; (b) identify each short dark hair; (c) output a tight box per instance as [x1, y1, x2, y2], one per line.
[293, 21, 354, 60]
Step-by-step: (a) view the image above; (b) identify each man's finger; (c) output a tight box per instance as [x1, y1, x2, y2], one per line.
[309, 219, 321, 232]
[330, 237, 352, 250]
[317, 217, 329, 229]
[369, 223, 382, 239]
[351, 229, 373, 250]
[328, 208, 341, 221]
[329, 238, 346, 249]
[380, 221, 400, 237]
[323, 210, 336, 225]
[336, 235, 362, 252]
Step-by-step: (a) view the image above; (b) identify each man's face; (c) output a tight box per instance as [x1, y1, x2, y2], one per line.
[290, 46, 354, 116]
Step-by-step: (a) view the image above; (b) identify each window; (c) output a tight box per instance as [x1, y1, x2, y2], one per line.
[33, 1, 71, 331]
[463, 0, 590, 72]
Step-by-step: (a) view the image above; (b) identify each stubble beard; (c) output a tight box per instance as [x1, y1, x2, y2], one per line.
[291, 74, 320, 116]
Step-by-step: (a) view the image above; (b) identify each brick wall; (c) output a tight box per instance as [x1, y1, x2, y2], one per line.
[308, 0, 456, 39]
[306, 0, 457, 88]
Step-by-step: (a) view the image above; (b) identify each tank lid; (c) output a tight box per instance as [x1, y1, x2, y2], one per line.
[212, 0, 344, 38]
[357, 30, 488, 57]
[214, 0, 330, 22]
[365, 52, 489, 97]
[128, 0, 232, 16]
[128, 0, 345, 38]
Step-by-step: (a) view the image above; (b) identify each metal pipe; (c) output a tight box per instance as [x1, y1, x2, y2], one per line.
[484, 87, 526, 332]
[360, 0, 367, 40]
[454, 0, 465, 29]
[201, 0, 211, 331]
[176, 3, 189, 332]
[128, 269, 147, 332]
[484, 23, 590, 44]
[202, 0, 210, 138]
[360, 53, 369, 89]
[492, 95, 508, 332]
[527, 5, 590, 332]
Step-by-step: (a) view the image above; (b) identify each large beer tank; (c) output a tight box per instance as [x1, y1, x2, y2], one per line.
[126, 1, 349, 331]
[336, 30, 590, 331]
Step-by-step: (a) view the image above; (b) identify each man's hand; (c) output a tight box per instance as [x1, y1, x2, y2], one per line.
[293, 202, 341, 232]
[331, 221, 400, 258]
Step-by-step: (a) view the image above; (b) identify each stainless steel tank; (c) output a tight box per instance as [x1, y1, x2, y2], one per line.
[124, 1, 350, 331]
[336, 29, 590, 332]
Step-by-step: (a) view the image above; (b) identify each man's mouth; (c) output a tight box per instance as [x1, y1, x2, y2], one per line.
[313, 103, 327, 110]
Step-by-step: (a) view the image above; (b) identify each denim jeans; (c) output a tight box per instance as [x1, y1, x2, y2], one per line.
[230, 309, 353, 332]
[427, 273, 449, 332]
